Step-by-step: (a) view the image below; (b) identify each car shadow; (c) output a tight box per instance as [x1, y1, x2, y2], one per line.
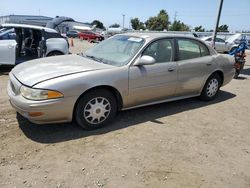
[235, 76, 247, 80]
[0, 66, 13, 76]
[241, 67, 250, 76]
[18, 90, 236, 144]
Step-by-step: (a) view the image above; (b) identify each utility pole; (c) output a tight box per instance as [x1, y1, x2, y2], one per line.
[174, 11, 178, 21]
[212, 0, 224, 48]
[122, 14, 125, 29]
[129, 17, 132, 29]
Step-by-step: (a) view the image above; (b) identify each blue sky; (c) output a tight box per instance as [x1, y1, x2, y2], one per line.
[1, 0, 250, 31]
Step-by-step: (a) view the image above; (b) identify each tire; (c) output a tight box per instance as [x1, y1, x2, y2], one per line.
[75, 89, 117, 130]
[199, 73, 222, 101]
[47, 51, 63, 56]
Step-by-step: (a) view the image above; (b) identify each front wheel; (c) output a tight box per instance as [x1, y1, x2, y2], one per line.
[200, 73, 221, 101]
[75, 89, 117, 130]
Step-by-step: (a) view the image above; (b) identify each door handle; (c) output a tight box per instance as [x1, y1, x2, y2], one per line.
[206, 63, 212, 66]
[168, 68, 175, 72]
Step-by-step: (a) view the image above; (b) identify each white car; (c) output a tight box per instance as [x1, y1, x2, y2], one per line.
[201, 34, 245, 53]
[0, 23, 69, 66]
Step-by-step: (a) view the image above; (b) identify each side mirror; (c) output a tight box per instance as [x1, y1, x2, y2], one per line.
[134, 55, 156, 66]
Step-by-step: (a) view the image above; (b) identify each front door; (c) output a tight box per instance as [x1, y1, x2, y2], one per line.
[127, 38, 178, 107]
[0, 40, 16, 65]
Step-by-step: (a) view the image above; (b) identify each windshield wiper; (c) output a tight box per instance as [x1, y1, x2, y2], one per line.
[85, 55, 104, 63]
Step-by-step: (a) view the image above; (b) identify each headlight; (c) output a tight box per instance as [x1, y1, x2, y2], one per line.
[20, 85, 63, 100]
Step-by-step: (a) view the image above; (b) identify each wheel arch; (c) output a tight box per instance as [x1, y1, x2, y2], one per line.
[72, 85, 123, 120]
[46, 50, 64, 56]
[229, 45, 238, 53]
[200, 70, 224, 94]
[212, 70, 224, 86]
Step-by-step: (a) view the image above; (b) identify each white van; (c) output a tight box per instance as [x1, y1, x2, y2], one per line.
[0, 23, 69, 66]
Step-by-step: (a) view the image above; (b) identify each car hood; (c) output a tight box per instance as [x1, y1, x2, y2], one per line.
[12, 54, 113, 86]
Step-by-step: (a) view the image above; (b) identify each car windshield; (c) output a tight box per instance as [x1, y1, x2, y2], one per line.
[226, 34, 242, 43]
[84, 35, 145, 66]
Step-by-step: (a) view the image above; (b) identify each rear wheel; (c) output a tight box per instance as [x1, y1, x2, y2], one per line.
[75, 89, 117, 130]
[200, 73, 221, 101]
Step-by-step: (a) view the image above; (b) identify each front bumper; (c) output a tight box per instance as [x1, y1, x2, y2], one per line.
[7, 74, 75, 124]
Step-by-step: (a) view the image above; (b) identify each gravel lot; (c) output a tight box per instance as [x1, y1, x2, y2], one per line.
[0, 39, 250, 188]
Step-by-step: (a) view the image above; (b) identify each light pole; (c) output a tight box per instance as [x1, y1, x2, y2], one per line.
[212, 0, 224, 49]
[122, 14, 125, 29]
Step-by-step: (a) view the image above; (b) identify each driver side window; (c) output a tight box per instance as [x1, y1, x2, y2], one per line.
[142, 39, 173, 63]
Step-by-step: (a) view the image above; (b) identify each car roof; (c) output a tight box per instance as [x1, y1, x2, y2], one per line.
[0, 23, 58, 33]
[117, 32, 198, 42]
[116, 32, 217, 55]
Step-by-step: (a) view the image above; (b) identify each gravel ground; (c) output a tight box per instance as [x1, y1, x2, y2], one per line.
[0, 41, 250, 188]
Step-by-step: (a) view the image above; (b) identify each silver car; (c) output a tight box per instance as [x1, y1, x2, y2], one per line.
[7, 33, 235, 129]
[201, 34, 246, 53]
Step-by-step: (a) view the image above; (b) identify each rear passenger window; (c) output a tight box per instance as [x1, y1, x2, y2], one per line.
[177, 39, 210, 61]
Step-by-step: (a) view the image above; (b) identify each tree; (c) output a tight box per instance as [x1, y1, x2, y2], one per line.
[91, 20, 105, 30]
[109, 23, 120, 28]
[145, 9, 170, 31]
[194, 25, 205, 32]
[206, 29, 214, 32]
[169, 20, 190, 31]
[218, 24, 229, 32]
[130, 17, 145, 30]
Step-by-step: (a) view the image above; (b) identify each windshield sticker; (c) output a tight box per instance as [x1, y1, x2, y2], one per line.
[128, 37, 143, 42]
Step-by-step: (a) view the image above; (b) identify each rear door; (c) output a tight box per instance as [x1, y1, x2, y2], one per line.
[175, 38, 216, 96]
[0, 39, 16, 65]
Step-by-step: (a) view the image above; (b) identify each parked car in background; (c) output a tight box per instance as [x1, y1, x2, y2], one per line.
[78, 30, 104, 41]
[66, 30, 80, 38]
[8, 33, 235, 130]
[0, 28, 16, 40]
[201, 34, 247, 53]
[0, 23, 69, 66]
